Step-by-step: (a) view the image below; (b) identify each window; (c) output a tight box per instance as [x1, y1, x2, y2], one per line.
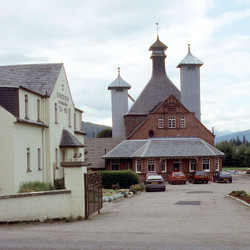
[74, 113, 76, 129]
[168, 116, 176, 128]
[180, 116, 185, 128]
[216, 158, 220, 171]
[161, 159, 166, 172]
[158, 116, 164, 128]
[147, 159, 155, 172]
[79, 114, 82, 130]
[203, 158, 210, 171]
[55, 148, 59, 169]
[55, 103, 58, 123]
[68, 108, 71, 127]
[25, 95, 29, 119]
[27, 148, 31, 172]
[37, 99, 41, 121]
[136, 160, 141, 173]
[188, 66, 195, 70]
[126, 162, 130, 170]
[38, 148, 41, 170]
[111, 159, 120, 171]
[189, 159, 196, 172]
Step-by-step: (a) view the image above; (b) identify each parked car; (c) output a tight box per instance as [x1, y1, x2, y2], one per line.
[213, 171, 232, 183]
[168, 171, 187, 185]
[145, 175, 166, 192]
[246, 169, 250, 175]
[189, 171, 209, 184]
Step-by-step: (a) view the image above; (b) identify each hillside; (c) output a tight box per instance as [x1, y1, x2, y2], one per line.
[82, 121, 111, 138]
[215, 129, 250, 143]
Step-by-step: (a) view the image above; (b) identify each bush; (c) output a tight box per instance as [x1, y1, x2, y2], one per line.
[54, 178, 65, 190]
[230, 190, 246, 197]
[19, 181, 53, 193]
[101, 170, 139, 189]
[129, 183, 145, 194]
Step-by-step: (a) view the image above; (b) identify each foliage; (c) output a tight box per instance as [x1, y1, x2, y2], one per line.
[54, 178, 65, 190]
[19, 181, 53, 193]
[229, 190, 250, 204]
[96, 128, 112, 138]
[129, 183, 145, 194]
[215, 137, 250, 168]
[101, 170, 139, 189]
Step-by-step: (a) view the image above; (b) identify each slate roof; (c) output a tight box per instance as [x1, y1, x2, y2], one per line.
[177, 44, 203, 67]
[0, 63, 63, 96]
[127, 36, 180, 115]
[60, 129, 85, 148]
[103, 138, 224, 159]
[108, 68, 131, 90]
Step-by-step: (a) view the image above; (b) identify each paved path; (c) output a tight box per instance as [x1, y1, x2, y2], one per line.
[0, 175, 250, 249]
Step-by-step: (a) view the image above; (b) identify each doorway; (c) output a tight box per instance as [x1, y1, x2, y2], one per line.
[173, 159, 181, 171]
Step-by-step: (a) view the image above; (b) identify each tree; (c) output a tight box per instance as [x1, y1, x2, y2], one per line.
[96, 128, 112, 138]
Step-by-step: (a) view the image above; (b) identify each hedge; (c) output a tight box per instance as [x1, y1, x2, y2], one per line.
[101, 170, 139, 189]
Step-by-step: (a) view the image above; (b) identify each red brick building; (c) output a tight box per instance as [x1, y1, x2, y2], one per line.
[104, 35, 224, 181]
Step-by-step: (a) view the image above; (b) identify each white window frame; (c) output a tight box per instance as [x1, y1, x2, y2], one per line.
[136, 159, 141, 173]
[202, 158, 210, 172]
[158, 116, 164, 128]
[55, 103, 58, 124]
[147, 159, 155, 172]
[37, 99, 41, 122]
[168, 116, 176, 128]
[74, 113, 77, 129]
[55, 148, 59, 169]
[189, 159, 196, 172]
[180, 115, 185, 128]
[161, 159, 166, 173]
[68, 108, 71, 127]
[216, 158, 220, 171]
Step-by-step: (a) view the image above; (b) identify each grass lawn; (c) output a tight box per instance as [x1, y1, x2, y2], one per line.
[222, 167, 249, 171]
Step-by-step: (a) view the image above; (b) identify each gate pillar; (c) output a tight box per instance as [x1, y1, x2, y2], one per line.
[61, 161, 88, 219]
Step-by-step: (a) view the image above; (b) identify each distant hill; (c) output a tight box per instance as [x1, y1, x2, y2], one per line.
[82, 121, 111, 138]
[215, 129, 250, 143]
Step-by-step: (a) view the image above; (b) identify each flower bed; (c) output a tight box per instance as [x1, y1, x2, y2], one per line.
[229, 190, 250, 205]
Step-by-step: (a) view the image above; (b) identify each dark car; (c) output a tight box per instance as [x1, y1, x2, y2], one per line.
[213, 171, 232, 183]
[145, 175, 166, 192]
[168, 171, 187, 185]
[189, 171, 209, 184]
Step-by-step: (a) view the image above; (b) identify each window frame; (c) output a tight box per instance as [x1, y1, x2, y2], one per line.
[189, 159, 196, 172]
[168, 116, 176, 128]
[161, 159, 167, 173]
[216, 158, 220, 171]
[147, 159, 155, 172]
[180, 115, 185, 128]
[37, 99, 41, 122]
[27, 148, 31, 172]
[38, 148, 41, 171]
[136, 159, 141, 173]
[158, 116, 164, 128]
[111, 159, 120, 171]
[55, 103, 58, 124]
[25, 95, 29, 119]
[202, 158, 210, 172]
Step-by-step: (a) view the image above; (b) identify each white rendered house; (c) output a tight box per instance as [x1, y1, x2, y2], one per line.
[0, 63, 85, 194]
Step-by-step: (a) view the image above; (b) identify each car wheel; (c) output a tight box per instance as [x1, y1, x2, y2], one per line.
[189, 180, 191, 183]
[184, 181, 186, 185]
[230, 180, 232, 183]
[213, 179, 215, 182]
[206, 181, 208, 184]
[145, 189, 149, 192]
[193, 180, 195, 184]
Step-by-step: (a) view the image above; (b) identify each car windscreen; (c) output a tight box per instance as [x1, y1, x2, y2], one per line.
[174, 173, 184, 176]
[196, 171, 207, 175]
[220, 172, 231, 177]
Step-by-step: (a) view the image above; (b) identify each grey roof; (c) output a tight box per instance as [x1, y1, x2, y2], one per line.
[127, 75, 180, 115]
[108, 68, 131, 90]
[0, 63, 63, 96]
[177, 45, 203, 67]
[60, 129, 85, 148]
[103, 138, 224, 159]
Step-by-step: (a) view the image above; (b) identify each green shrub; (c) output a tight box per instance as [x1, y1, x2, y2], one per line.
[129, 183, 145, 194]
[54, 178, 65, 190]
[230, 190, 246, 197]
[101, 170, 139, 189]
[19, 181, 53, 193]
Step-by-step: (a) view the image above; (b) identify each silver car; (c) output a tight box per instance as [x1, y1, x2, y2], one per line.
[145, 175, 166, 192]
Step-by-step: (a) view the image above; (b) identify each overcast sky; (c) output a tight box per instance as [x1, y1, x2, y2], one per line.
[1, 0, 250, 134]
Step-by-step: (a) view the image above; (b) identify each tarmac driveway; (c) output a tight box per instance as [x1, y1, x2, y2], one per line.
[0, 175, 250, 250]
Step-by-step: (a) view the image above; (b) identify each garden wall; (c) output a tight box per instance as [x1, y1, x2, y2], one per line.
[0, 190, 71, 222]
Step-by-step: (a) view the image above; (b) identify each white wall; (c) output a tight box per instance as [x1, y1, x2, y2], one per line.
[0, 107, 16, 194]
[0, 190, 71, 222]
